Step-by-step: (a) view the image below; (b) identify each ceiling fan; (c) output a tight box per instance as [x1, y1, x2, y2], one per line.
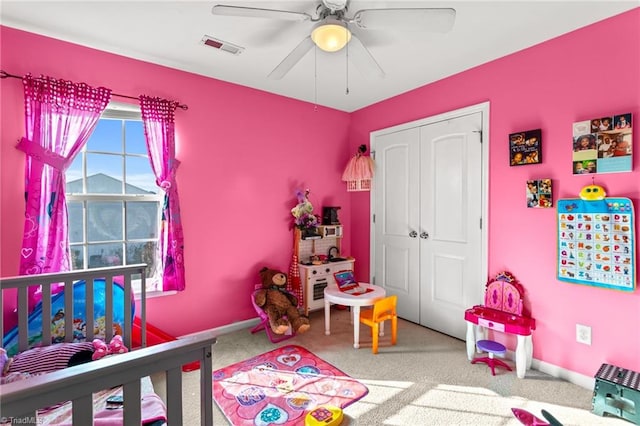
[211, 1, 456, 80]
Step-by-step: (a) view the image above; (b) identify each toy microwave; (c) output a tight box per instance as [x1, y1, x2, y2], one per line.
[319, 225, 343, 238]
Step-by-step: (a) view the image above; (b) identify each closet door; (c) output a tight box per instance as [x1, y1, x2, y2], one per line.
[372, 105, 487, 336]
[372, 128, 421, 323]
[419, 112, 483, 339]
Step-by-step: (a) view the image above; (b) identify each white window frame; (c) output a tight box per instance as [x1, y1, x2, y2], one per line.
[66, 102, 164, 297]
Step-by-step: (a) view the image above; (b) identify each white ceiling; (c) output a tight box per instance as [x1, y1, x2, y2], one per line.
[1, 1, 638, 112]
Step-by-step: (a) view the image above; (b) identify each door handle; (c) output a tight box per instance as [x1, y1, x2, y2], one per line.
[420, 232, 429, 239]
[409, 230, 418, 238]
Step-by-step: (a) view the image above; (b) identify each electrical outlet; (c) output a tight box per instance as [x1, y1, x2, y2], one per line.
[576, 324, 592, 345]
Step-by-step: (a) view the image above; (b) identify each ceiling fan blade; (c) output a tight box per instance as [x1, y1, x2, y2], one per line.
[268, 36, 315, 80]
[353, 8, 456, 32]
[347, 35, 385, 79]
[212, 4, 312, 22]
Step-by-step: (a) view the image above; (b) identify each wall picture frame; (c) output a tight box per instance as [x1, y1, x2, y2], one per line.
[526, 179, 553, 208]
[572, 113, 633, 174]
[510, 129, 542, 166]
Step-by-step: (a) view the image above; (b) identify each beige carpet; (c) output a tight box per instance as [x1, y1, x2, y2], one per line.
[156, 307, 628, 425]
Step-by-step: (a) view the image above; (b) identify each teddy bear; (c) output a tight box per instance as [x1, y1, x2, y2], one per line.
[255, 267, 310, 335]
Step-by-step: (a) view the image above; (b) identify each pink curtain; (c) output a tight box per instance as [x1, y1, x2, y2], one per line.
[139, 96, 185, 292]
[17, 74, 111, 310]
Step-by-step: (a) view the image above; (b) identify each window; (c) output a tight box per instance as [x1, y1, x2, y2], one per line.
[66, 102, 163, 293]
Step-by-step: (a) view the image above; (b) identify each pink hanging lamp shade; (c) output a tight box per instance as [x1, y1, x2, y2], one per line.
[342, 145, 375, 192]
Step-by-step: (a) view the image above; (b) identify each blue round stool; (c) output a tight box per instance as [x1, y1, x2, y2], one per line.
[471, 340, 513, 376]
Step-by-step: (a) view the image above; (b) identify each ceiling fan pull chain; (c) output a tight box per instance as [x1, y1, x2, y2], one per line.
[345, 23, 349, 95]
[314, 46, 318, 112]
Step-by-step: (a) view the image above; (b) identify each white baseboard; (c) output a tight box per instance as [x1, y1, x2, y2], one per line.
[505, 350, 595, 390]
[178, 317, 261, 339]
[531, 358, 595, 389]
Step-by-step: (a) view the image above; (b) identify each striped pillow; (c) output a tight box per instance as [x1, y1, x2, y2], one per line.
[7, 342, 95, 375]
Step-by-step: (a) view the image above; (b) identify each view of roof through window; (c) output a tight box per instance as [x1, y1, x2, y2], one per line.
[65, 113, 161, 284]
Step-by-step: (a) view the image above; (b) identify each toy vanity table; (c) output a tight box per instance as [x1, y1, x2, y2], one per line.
[464, 272, 536, 379]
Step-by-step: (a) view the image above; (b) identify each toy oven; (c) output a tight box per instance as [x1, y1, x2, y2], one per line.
[302, 262, 352, 315]
[308, 275, 329, 312]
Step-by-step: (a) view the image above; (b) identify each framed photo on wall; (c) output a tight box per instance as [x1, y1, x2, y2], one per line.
[572, 113, 633, 174]
[526, 179, 552, 208]
[510, 129, 542, 166]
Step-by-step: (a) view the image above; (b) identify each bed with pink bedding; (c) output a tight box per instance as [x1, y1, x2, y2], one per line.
[0, 265, 216, 425]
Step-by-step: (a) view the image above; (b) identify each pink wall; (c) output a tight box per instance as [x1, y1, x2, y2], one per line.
[0, 26, 353, 337]
[2, 8, 639, 379]
[349, 8, 640, 377]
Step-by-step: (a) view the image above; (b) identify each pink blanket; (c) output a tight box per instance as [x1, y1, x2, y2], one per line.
[82, 393, 166, 426]
[34, 377, 166, 425]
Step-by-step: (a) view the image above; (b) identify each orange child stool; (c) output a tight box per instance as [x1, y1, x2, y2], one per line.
[359, 295, 398, 354]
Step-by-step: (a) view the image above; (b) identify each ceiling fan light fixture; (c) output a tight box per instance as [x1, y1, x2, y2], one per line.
[311, 19, 352, 52]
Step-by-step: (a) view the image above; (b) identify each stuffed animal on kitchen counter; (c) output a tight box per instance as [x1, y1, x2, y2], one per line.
[255, 267, 310, 335]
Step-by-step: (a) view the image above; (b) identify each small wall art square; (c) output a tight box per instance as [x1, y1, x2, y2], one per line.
[572, 113, 632, 174]
[526, 179, 552, 208]
[510, 129, 542, 166]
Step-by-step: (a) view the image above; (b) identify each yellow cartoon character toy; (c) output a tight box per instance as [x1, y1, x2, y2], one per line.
[579, 184, 606, 201]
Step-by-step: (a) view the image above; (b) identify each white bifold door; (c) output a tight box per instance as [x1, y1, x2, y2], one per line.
[372, 106, 487, 340]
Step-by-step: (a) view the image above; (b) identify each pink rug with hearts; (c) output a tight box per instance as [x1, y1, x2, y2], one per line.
[213, 345, 368, 425]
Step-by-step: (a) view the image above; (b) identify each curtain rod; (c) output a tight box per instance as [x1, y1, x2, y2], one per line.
[0, 70, 188, 110]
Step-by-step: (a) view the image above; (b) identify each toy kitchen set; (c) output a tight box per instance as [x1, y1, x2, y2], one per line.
[297, 207, 355, 315]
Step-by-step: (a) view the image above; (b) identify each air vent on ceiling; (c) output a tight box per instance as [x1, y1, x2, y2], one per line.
[201, 35, 244, 55]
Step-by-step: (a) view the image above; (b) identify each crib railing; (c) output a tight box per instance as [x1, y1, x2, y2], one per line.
[0, 330, 217, 425]
[0, 264, 147, 352]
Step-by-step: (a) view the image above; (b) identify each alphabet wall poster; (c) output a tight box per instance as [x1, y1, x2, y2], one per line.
[557, 197, 635, 291]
